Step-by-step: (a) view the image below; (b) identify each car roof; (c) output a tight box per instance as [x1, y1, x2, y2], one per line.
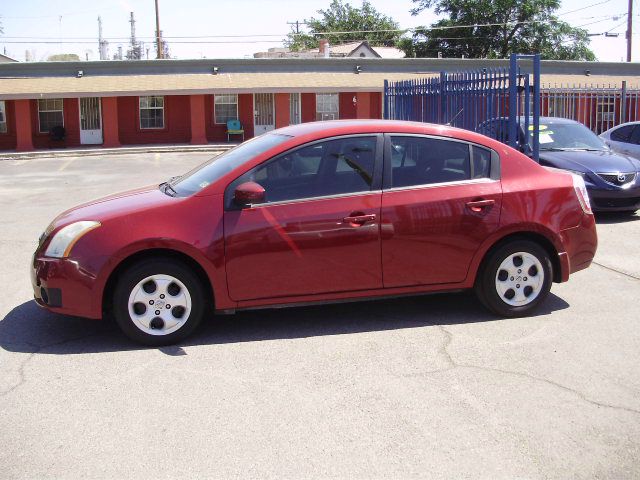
[482, 116, 582, 126]
[274, 119, 498, 147]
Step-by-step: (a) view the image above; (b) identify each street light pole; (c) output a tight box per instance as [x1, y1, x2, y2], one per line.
[627, 0, 633, 62]
[155, 0, 163, 59]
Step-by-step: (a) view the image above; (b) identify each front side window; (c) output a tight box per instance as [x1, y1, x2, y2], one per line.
[389, 136, 479, 188]
[38, 98, 64, 133]
[214, 94, 238, 125]
[227, 136, 377, 207]
[0, 101, 6, 133]
[139, 96, 164, 129]
[316, 93, 339, 121]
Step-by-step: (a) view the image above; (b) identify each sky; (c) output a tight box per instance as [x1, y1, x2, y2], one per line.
[0, 0, 638, 62]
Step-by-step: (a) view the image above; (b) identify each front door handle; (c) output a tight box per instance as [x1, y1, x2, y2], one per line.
[466, 199, 495, 213]
[343, 213, 376, 225]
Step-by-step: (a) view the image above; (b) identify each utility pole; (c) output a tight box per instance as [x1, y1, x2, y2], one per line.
[98, 16, 109, 60]
[627, 0, 633, 62]
[155, 0, 163, 59]
[287, 20, 302, 34]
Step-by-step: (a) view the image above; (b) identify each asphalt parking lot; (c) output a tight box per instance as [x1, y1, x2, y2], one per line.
[1, 150, 639, 479]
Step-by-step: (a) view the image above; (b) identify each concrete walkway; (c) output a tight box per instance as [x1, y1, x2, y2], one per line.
[0, 143, 235, 161]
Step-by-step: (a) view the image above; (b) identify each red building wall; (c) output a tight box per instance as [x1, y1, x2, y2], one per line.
[0, 100, 17, 151]
[205, 93, 254, 142]
[29, 98, 81, 149]
[301, 93, 316, 123]
[339, 92, 357, 119]
[370, 92, 382, 119]
[117, 95, 191, 145]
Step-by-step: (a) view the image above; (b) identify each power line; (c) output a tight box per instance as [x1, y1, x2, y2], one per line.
[558, 0, 613, 16]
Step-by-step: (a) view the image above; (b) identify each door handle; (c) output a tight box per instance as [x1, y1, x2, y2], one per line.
[343, 213, 376, 225]
[466, 199, 495, 213]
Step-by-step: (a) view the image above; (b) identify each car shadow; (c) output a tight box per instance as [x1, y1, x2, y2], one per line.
[0, 292, 570, 355]
[0, 293, 569, 355]
[595, 211, 640, 224]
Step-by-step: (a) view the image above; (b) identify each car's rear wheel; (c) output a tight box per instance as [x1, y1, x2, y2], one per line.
[113, 259, 206, 346]
[475, 240, 552, 317]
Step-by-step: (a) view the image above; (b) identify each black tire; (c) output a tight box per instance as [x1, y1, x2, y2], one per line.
[475, 240, 553, 317]
[112, 258, 206, 346]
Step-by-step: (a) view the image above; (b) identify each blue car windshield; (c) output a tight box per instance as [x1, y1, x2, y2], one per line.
[171, 133, 292, 196]
[537, 123, 608, 151]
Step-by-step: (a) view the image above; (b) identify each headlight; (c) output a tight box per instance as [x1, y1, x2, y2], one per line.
[44, 221, 101, 258]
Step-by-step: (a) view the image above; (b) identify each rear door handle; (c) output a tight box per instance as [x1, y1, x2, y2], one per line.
[343, 213, 376, 225]
[466, 199, 495, 213]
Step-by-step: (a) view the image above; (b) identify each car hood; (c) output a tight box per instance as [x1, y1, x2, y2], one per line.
[538, 149, 639, 173]
[49, 184, 176, 228]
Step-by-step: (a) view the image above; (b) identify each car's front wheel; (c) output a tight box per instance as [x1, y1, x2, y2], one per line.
[113, 259, 206, 346]
[475, 240, 553, 317]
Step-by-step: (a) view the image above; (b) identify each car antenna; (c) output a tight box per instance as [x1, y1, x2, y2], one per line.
[445, 108, 464, 126]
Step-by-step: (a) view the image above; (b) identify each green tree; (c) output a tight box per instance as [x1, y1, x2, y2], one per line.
[403, 0, 595, 60]
[285, 0, 402, 51]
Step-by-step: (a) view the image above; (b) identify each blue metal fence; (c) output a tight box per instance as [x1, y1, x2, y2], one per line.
[384, 53, 541, 161]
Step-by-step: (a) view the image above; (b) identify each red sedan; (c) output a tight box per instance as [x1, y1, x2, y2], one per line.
[32, 120, 597, 345]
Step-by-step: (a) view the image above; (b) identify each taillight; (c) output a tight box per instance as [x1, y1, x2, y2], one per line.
[572, 174, 593, 214]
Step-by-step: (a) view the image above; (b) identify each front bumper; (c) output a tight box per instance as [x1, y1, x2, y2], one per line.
[588, 184, 640, 212]
[31, 254, 102, 319]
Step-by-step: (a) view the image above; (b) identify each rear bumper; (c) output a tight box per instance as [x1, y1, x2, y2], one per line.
[588, 184, 640, 212]
[31, 254, 102, 319]
[557, 213, 598, 281]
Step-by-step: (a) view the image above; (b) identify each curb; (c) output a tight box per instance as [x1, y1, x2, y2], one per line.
[0, 144, 235, 161]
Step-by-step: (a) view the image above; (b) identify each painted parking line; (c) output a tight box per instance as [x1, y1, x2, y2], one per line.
[57, 158, 75, 172]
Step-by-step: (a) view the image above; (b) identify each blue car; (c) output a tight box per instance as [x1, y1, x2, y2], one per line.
[477, 117, 640, 212]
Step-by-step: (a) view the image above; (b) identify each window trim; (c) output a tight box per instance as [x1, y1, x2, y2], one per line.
[0, 100, 7, 134]
[382, 133, 501, 191]
[315, 93, 339, 121]
[139, 96, 165, 130]
[224, 133, 384, 210]
[37, 98, 65, 134]
[214, 94, 239, 125]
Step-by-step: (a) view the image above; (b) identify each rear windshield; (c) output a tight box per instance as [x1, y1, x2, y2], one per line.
[171, 133, 292, 196]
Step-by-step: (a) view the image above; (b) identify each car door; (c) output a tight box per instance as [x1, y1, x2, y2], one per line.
[224, 135, 383, 301]
[381, 135, 502, 287]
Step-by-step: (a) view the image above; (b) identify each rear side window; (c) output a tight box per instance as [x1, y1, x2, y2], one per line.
[389, 136, 473, 188]
[226, 136, 377, 207]
[611, 125, 635, 143]
[472, 146, 492, 179]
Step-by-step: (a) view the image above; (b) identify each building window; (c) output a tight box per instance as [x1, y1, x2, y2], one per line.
[214, 94, 238, 124]
[316, 93, 339, 121]
[37, 98, 64, 133]
[289, 93, 301, 125]
[0, 101, 6, 133]
[139, 96, 165, 129]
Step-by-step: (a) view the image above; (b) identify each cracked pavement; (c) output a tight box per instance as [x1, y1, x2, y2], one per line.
[1, 152, 640, 479]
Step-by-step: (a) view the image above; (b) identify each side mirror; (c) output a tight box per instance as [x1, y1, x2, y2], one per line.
[234, 181, 265, 207]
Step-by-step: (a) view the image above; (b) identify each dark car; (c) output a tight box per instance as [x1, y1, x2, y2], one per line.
[33, 120, 597, 346]
[477, 117, 640, 212]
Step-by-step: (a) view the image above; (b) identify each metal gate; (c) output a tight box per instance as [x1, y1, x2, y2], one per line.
[384, 54, 541, 161]
[79, 97, 103, 145]
[254, 93, 275, 135]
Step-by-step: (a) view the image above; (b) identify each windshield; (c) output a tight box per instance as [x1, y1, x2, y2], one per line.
[537, 123, 608, 151]
[171, 133, 292, 196]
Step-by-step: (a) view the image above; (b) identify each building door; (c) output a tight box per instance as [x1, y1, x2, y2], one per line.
[253, 93, 275, 135]
[79, 97, 103, 144]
